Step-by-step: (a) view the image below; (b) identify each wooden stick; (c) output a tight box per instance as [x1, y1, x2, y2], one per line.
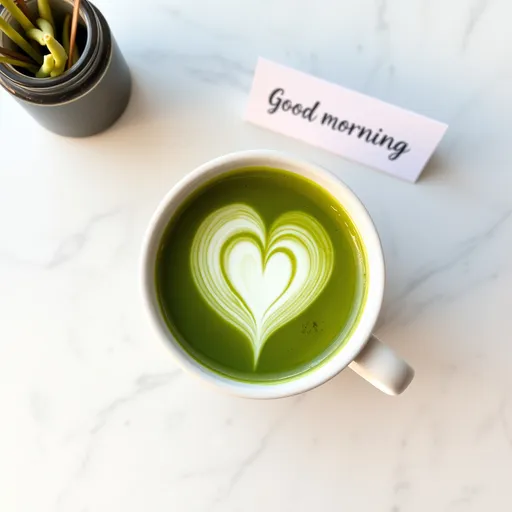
[15, 0, 31, 21]
[0, 55, 38, 72]
[0, 44, 33, 63]
[62, 13, 78, 66]
[67, 0, 81, 70]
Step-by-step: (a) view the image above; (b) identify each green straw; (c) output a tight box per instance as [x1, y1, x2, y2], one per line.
[26, 27, 46, 45]
[35, 53, 54, 77]
[0, 0, 35, 32]
[0, 17, 42, 63]
[44, 34, 67, 77]
[36, 17, 54, 38]
[37, 0, 54, 29]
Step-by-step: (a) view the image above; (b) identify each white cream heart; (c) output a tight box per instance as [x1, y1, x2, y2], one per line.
[191, 204, 334, 368]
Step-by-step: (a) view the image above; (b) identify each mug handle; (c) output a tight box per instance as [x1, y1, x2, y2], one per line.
[349, 335, 414, 395]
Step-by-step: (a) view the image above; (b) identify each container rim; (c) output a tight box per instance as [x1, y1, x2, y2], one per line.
[0, 0, 97, 89]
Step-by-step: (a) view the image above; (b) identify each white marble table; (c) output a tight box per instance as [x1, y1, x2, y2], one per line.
[1, 0, 512, 510]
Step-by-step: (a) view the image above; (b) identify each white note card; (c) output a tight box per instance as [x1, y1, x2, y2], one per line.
[245, 58, 448, 182]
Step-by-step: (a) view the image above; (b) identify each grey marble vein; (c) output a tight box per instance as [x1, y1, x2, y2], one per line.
[3, 0, 512, 510]
[375, 0, 389, 32]
[462, 0, 490, 51]
[46, 208, 125, 269]
[213, 395, 305, 507]
[91, 371, 181, 435]
[381, 209, 512, 326]
[54, 371, 181, 510]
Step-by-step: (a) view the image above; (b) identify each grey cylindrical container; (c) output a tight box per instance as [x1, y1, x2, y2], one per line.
[0, 0, 131, 137]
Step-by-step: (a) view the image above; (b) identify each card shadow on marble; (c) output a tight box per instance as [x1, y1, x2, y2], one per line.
[418, 152, 447, 182]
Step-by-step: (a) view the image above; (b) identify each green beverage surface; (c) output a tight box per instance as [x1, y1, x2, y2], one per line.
[155, 168, 367, 382]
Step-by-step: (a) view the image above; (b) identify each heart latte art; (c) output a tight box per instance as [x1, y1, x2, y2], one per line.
[191, 204, 334, 368]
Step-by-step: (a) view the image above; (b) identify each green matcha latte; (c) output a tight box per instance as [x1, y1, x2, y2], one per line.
[155, 168, 368, 382]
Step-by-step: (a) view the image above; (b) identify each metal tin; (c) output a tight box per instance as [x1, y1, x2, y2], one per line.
[0, 0, 131, 137]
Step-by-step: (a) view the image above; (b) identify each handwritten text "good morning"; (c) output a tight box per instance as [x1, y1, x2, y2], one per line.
[267, 88, 411, 161]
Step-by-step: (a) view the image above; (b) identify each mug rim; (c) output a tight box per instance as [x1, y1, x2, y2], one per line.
[141, 150, 385, 399]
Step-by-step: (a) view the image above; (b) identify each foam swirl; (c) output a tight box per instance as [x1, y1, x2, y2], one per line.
[190, 204, 334, 368]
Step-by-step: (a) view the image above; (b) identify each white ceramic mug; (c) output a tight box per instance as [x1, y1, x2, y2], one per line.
[141, 150, 414, 398]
